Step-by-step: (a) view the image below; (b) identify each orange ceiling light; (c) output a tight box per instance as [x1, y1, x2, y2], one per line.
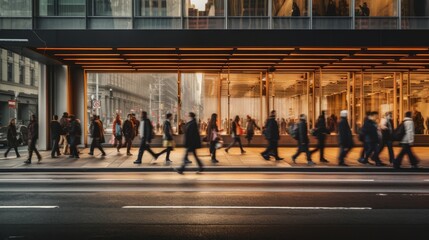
[354, 53, 409, 57]
[37, 48, 112, 51]
[233, 53, 286, 56]
[63, 58, 123, 61]
[123, 54, 178, 57]
[236, 48, 295, 51]
[333, 62, 383, 65]
[82, 65, 133, 68]
[283, 58, 338, 61]
[289, 53, 349, 57]
[341, 58, 395, 61]
[299, 47, 361, 51]
[180, 54, 230, 56]
[55, 54, 120, 57]
[415, 54, 429, 57]
[375, 65, 425, 69]
[84, 69, 136, 71]
[179, 48, 234, 51]
[117, 48, 176, 51]
[75, 62, 128, 65]
[229, 58, 280, 61]
[366, 47, 428, 51]
[387, 62, 429, 65]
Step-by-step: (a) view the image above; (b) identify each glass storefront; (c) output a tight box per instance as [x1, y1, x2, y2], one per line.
[0, 49, 41, 148]
[184, 0, 224, 29]
[228, 0, 269, 29]
[88, 0, 133, 29]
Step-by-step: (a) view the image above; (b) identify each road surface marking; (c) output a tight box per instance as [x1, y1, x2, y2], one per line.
[122, 206, 371, 210]
[0, 206, 59, 209]
[0, 179, 53, 181]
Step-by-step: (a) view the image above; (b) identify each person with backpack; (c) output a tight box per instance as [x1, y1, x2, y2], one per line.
[88, 115, 106, 157]
[134, 111, 159, 164]
[261, 110, 283, 161]
[310, 111, 330, 163]
[338, 110, 354, 166]
[291, 114, 315, 166]
[393, 111, 420, 169]
[225, 115, 246, 154]
[112, 114, 123, 153]
[373, 112, 395, 164]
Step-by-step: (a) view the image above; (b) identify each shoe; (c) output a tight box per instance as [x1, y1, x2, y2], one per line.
[291, 156, 297, 164]
[275, 157, 284, 161]
[127, 152, 133, 156]
[261, 153, 270, 160]
[185, 160, 192, 164]
[75, 155, 80, 159]
[338, 162, 349, 167]
[375, 162, 386, 167]
[225, 148, 229, 153]
[358, 158, 369, 164]
[101, 152, 106, 156]
[117, 149, 120, 153]
[320, 159, 329, 163]
[165, 159, 172, 164]
[197, 168, 204, 174]
[174, 168, 184, 175]
[88, 152, 94, 156]
[211, 159, 219, 163]
[133, 160, 142, 164]
[307, 161, 316, 166]
[24, 159, 31, 164]
[37, 157, 42, 163]
[16, 154, 21, 158]
[3, 153, 6, 158]
[241, 150, 246, 154]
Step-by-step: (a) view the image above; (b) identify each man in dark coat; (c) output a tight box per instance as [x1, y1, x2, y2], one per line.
[122, 113, 135, 156]
[4, 118, 20, 158]
[133, 111, 159, 164]
[338, 110, 353, 166]
[175, 112, 203, 174]
[292, 114, 315, 166]
[88, 115, 106, 156]
[50, 115, 62, 158]
[359, 111, 385, 166]
[25, 114, 42, 164]
[69, 115, 82, 159]
[261, 110, 283, 161]
[310, 111, 330, 163]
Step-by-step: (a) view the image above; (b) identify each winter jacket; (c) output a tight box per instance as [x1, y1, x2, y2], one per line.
[69, 120, 82, 145]
[264, 117, 280, 141]
[28, 120, 38, 141]
[184, 118, 201, 150]
[122, 119, 135, 139]
[338, 117, 354, 148]
[401, 117, 414, 144]
[163, 120, 173, 140]
[362, 118, 378, 143]
[140, 118, 154, 143]
[50, 120, 62, 140]
[298, 119, 309, 144]
[315, 116, 330, 140]
[380, 117, 393, 141]
[7, 124, 18, 147]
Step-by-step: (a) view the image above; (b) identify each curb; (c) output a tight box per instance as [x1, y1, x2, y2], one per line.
[0, 167, 428, 173]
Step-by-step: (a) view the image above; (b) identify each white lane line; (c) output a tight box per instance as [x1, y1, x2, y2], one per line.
[96, 179, 144, 181]
[197, 179, 374, 182]
[122, 206, 371, 210]
[0, 179, 53, 181]
[0, 206, 59, 209]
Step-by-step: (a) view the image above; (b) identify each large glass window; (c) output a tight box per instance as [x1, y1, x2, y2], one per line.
[7, 63, 13, 82]
[136, 0, 181, 16]
[409, 73, 429, 134]
[183, 0, 225, 29]
[401, 0, 429, 29]
[272, 0, 310, 29]
[355, 0, 398, 29]
[312, 0, 352, 29]
[88, 0, 132, 29]
[0, 0, 32, 17]
[19, 66, 25, 84]
[228, 0, 269, 29]
[39, 0, 86, 16]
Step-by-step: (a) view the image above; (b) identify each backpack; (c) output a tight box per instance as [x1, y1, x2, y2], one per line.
[115, 123, 121, 137]
[289, 124, 299, 140]
[392, 121, 406, 141]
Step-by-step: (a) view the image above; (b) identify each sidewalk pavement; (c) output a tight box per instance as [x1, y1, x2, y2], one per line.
[0, 146, 428, 172]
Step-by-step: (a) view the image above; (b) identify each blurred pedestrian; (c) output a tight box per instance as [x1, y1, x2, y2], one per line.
[292, 114, 315, 166]
[292, 1, 301, 16]
[393, 111, 420, 169]
[59, 112, 70, 155]
[245, 115, 260, 145]
[225, 115, 246, 154]
[359, 111, 386, 166]
[89, 115, 106, 156]
[261, 110, 283, 161]
[122, 113, 135, 156]
[373, 112, 394, 164]
[310, 111, 330, 163]
[25, 114, 41, 164]
[4, 118, 20, 158]
[338, 110, 353, 166]
[133, 111, 158, 164]
[50, 115, 62, 158]
[112, 114, 123, 153]
[175, 112, 204, 174]
[207, 113, 221, 163]
[68, 114, 82, 159]
[131, 113, 140, 140]
[157, 113, 175, 164]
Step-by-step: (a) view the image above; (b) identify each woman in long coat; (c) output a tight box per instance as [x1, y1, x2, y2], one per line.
[4, 118, 20, 158]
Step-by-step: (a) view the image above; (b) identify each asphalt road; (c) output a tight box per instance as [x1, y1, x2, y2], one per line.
[0, 172, 428, 240]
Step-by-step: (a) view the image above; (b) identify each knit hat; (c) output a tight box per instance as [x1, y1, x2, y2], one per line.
[340, 110, 348, 117]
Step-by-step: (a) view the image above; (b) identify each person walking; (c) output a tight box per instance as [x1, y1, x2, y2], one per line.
[225, 115, 246, 154]
[112, 114, 123, 153]
[338, 110, 354, 166]
[393, 111, 420, 169]
[122, 114, 135, 156]
[358, 111, 371, 161]
[245, 115, 260, 145]
[359, 111, 386, 166]
[292, 114, 315, 166]
[131, 113, 140, 141]
[175, 112, 204, 174]
[292, 1, 301, 16]
[310, 111, 330, 163]
[207, 113, 221, 163]
[261, 110, 283, 161]
[25, 114, 42, 164]
[373, 112, 395, 164]
[4, 118, 20, 158]
[68, 114, 82, 159]
[50, 115, 62, 158]
[133, 111, 158, 164]
[59, 112, 70, 155]
[88, 115, 106, 156]
[156, 113, 175, 164]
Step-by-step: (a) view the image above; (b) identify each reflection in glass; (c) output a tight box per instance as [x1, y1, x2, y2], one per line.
[273, 0, 308, 16]
[409, 73, 429, 134]
[402, 0, 429, 16]
[136, 0, 181, 16]
[184, 0, 224, 16]
[91, 0, 132, 16]
[312, 0, 350, 16]
[355, 0, 398, 16]
[0, 0, 32, 17]
[39, 0, 86, 16]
